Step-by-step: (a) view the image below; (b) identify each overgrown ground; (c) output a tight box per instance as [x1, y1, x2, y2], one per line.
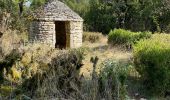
[81, 34, 142, 99]
[81, 35, 132, 78]
[80, 33, 168, 100]
[0, 32, 169, 100]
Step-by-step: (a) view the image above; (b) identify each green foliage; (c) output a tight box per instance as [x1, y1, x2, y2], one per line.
[86, 0, 116, 34]
[0, 49, 21, 83]
[63, 0, 170, 34]
[108, 29, 151, 47]
[30, 0, 48, 9]
[133, 34, 170, 96]
[0, 0, 15, 12]
[98, 59, 130, 99]
[0, 0, 168, 33]
[0, 49, 21, 67]
[0, 86, 16, 97]
[0, 0, 31, 32]
[1, 0, 169, 34]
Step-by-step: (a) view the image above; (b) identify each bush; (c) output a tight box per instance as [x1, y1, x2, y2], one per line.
[0, 49, 21, 82]
[83, 32, 103, 43]
[98, 59, 130, 99]
[108, 29, 151, 48]
[0, 43, 56, 83]
[133, 34, 170, 96]
[21, 49, 84, 99]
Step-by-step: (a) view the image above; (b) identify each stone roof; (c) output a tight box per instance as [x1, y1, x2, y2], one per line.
[33, 0, 83, 21]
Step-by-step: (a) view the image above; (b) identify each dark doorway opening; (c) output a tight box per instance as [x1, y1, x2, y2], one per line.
[55, 21, 66, 49]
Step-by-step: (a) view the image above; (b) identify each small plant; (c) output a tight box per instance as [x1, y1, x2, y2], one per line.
[108, 29, 151, 48]
[98, 59, 130, 100]
[133, 34, 170, 96]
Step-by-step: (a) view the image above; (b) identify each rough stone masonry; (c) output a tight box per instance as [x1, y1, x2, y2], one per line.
[29, 0, 83, 48]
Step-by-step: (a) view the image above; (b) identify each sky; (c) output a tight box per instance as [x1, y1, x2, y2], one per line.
[24, 0, 32, 7]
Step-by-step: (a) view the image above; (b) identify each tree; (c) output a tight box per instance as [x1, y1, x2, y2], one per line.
[30, 0, 48, 9]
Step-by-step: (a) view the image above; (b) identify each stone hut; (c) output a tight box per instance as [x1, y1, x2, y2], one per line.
[29, 0, 83, 49]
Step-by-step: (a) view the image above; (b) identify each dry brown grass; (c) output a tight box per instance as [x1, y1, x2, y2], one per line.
[83, 32, 104, 43]
[81, 35, 132, 78]
[0, 30, 28, 57]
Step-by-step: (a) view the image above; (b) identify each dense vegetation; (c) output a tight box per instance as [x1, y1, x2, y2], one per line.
[108, 29, 151, 48]
[133, 34, 170, 96]
[0, 0, 170, 34]
[0, 0, 170, 99]
[99, 59, 130, 99]
[22, 49, 84, 99]
[63, 0, 170, 34]
[0, 31, 85, 99]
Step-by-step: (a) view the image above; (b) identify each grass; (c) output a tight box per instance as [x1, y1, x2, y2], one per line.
[81, 34, 169, 99]
[0, 30, 169, 99]
[80, 39, 146, 99]
[81, 35, 132, 78]
[0, 31, 134, 99]
[83, 32, 104, 43]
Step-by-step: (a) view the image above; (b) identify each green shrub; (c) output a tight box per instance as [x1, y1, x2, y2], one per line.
[0, 49, 21, 82]
[108, 29, 151, 48]
[98, 59, 130, 99]
[83, 32, 103, 43]
[133, 34, 170, 96]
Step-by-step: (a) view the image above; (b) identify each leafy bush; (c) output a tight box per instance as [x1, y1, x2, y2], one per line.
[21, 49, 84, 99]
[83, 32, 103, 43]
[133, 34, 170, 96]
[108, 29, 151, 48]
[98, 59, 130, 99]
[0, 49, 21, 82]
[0, 43, 55, 83]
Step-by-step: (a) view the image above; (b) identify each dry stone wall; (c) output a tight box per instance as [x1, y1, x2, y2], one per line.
[65, 21, 71, 48]
[29, 21, 55, 47]
[70, 21, 83, 48]
[29, 0, 83, 48]
[29, 20, 83, 48]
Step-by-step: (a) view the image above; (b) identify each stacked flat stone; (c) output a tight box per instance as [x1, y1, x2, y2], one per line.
[29, 0, 83, 48]
[33, 0, 83, 21]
